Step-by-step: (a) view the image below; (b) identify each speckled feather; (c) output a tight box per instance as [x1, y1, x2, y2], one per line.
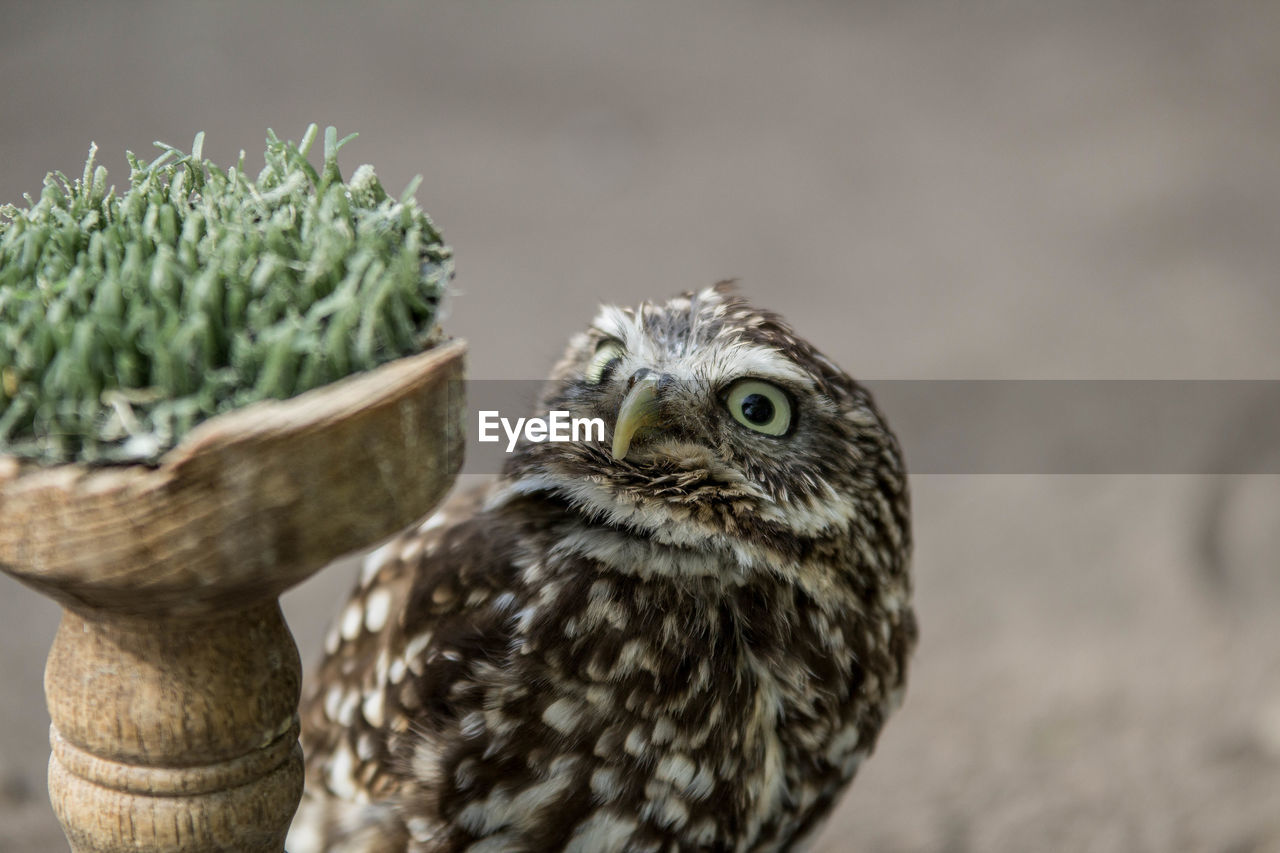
[290, 283, 915, 853]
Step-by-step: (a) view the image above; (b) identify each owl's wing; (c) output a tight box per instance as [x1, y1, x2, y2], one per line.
[291, 483, 521, 851]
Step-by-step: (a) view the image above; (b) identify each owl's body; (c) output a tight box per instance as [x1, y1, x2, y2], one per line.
[290, 284, 915, 853]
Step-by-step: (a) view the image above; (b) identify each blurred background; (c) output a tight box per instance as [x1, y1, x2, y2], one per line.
[2, 2, 1279, 850]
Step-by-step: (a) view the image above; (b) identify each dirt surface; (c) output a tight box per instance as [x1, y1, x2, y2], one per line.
[2, 3, 1279, 850]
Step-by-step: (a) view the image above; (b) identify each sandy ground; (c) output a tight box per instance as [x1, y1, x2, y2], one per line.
[2, 2, 1279, 850]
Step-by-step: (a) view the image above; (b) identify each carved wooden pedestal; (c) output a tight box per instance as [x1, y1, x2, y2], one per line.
[0, 340, 465, 853]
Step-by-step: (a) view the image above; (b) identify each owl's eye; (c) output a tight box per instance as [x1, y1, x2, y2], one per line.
[725, 379, 792, 436]
[585, 339, 625, 385]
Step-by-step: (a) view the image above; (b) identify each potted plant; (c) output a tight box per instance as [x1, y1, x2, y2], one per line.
[0, 125, 465, 852]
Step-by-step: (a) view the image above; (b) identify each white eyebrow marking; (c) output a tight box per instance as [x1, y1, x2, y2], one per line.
[591, 305, 663, 366]
[591, 305, 638, 343]
[589, 297, 813, 389]
[704, 342, 812, 387]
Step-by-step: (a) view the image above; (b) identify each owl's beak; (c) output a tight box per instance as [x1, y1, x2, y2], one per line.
[611, 373, 664, 460]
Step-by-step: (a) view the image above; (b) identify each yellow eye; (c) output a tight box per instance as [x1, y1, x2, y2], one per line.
[585, 340, 625, 385]
[726, 379, 791, 435]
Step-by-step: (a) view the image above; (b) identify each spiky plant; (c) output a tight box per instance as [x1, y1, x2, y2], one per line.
[0, 125, 452, 467]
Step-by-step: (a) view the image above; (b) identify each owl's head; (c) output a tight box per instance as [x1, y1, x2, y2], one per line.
[500, 282, 908, 564]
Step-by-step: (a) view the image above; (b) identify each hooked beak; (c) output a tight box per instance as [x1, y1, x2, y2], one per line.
[611, 373, 664, 461]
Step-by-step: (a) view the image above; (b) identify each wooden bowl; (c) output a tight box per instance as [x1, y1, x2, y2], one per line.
[0, 338, 466, 615]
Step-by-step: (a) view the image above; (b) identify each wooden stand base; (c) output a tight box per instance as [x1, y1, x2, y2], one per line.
[46, 604, 303, 852]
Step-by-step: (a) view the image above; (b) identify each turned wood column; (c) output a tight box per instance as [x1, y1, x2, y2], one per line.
[0, 340, 465, 853]
[45, 605, 304, 852]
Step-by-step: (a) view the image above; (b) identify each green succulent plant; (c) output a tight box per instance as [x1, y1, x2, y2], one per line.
[0, 124, 452, 467]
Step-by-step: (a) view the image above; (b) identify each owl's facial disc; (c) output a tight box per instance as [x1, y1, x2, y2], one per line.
[509, 283, 905, 546]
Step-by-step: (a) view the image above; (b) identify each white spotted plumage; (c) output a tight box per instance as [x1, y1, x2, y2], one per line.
[290, 283, 915, 852]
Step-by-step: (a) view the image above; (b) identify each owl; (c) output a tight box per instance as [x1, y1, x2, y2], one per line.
[288, 282, 915, 853]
